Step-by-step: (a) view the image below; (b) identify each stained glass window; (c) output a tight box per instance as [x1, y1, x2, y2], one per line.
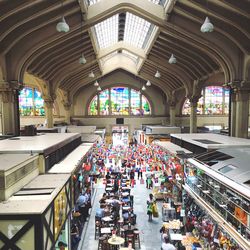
[182, 86, 229, 115]
[89, 96, 98, 115]
[99, 89, 109, 115]
[19, 87, 45, 116]
[111, 87, 129, 115]
[88, 87, 151, 116]
[130, 89, 141, 115]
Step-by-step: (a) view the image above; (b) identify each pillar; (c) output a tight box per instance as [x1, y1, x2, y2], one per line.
[190, 101, 197, 133]
[63, 103, 71, 125]
[230, 92, 236, 137]
[235, 90, 249, 138]
[44, 99, 54, 128]
[0, 81, 20, 135]
[169, 105, 176, 126]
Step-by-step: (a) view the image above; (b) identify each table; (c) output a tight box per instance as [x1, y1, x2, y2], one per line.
[102, 216, 113, 222]
[170, 233, 183, 241]
[122, 225, 136, 231]
[120, 248, 134, 250]
[121, 186, 131, 190]
[122, 206, 131, 211]
[121, 192, 129, 197]
[106, 187, 113, 191]
[100, 227, 112, 234]
[108, 236, 125, 249]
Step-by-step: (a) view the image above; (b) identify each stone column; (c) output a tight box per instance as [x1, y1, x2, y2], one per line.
[44, 98, 54, 128]
[0, 81, 20, 135]
[230, 91, 236, 137]
[190, 100, 198, 133]
[235, 90, 249, 138]
[63, 103, 71, 125]
[169, 105, 176, 126]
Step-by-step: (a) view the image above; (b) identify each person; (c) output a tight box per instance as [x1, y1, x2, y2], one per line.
[71, 224, 81, 248]
[58, 241, 67, 250]
[160, 226, 168, 244]
[137, 165, 143, 180]
[99, 193, 107, 205]
[161, 236, 176, 250]
[147, 193, 155, 221]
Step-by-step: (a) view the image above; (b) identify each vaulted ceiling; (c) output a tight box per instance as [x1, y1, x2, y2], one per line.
[0, 0, 249, 100]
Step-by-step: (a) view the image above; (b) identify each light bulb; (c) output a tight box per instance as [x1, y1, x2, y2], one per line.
[146, 80, 151, 86]
[155, 70, 161, 78]
[168, 54, 177, 64]
[89, 71, 95, 78]
[97, 86, 102, 91]
[56, 17, 70, 33]
[142, 85, 146, 91]
[79, 54, 86, 64]
[94, 81, 99, 87]
[200, 17, 214, 33]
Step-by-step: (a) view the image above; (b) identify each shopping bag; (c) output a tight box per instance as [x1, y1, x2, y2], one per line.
[152, 203, 159, 217]
[140, 179, 145, 184]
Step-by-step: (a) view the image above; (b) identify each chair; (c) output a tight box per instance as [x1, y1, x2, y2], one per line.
[95, 220, 101, 239]
[126, 234, 135, 249]
[134, 230, 141, 249]
[98, 236, 109, 250]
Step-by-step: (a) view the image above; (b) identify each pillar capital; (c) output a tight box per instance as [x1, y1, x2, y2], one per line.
[62, 101, 72, 111]
[0, 81, 22, 103]
[187, 94, 201, 106]
[43, 95, 55, 109]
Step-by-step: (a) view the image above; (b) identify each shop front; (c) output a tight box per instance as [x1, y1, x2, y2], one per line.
[0, 174, 71, 250]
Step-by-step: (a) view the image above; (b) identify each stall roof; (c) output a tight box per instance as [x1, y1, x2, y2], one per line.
[48, 143, 93, 174]
[0, 153, 38, 172]
[0, 174, 70, 215]
[0, 133, 81, 154]
[154, 141, 192, 155]
[171, 133, 250, 150]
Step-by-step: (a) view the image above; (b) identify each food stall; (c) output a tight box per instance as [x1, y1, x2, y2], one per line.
[0, 174, 71, 250]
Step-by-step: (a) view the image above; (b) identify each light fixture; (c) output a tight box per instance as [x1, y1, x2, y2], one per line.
[94, 81, 99, 87]
[146, 80, 151, 86]
[142, 85, 146, 91]
[200, 17, 214, 33]
[168, 54, 177, 64]
[97, 86, 102, 91]
[79, 53, 86, 64]
[56, 17, 70, 33]
[89, 71, 95, 78]
[155, 70, 161, 78]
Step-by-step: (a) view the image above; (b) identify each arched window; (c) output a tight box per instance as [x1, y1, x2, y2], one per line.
[88, 86, 151, 116]
[19, 87, 45, 116]
[182, 86, 229, 115]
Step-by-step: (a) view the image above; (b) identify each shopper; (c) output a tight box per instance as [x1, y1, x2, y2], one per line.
[147, 193, 155, 222]
[161, 236, 176, 250]
[160, 226, 168, 244]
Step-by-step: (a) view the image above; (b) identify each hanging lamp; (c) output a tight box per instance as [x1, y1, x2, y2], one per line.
[56, 17, 70, 33]
[94, 81, 99, 87]
[97, 86, 102, 91]
[142, 85, 146, 91]
[168, 54, 177, 64]
[79, 54, 86, 64]
[89, 71, 95, 78]
[200, 17, 214, 33]
[154, 70, 161, 78]
[146, 80, 151, 86]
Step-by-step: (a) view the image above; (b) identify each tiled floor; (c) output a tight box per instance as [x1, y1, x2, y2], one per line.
[78, 175, 163, 250]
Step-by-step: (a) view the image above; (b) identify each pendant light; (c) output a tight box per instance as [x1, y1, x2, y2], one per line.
[97, 86, 102, 91]
[94, 81, 99, 87]
[56, 1, 69, 33]
[146, 80, 151, 86]
[142, 85, 146, 91]
[168, 54, 177, 64]
[154, 70, 161, 78]
[89, 71, 95, 78]
[200, 17, 214, 33]
[79, 54, 86, 64]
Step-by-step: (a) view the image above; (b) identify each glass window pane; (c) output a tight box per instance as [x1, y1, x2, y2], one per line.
[224, 88, 230, 115]
[19, 87, 34, 116]
[88, 96, 98, 115]
[99, 89, 109, 115]
[130, 89, 141, 115]
[204, 86, 223, 114]
[34, 89, 45, 116]
[111, 87, 129, 115]
[141, 95, 151, 115]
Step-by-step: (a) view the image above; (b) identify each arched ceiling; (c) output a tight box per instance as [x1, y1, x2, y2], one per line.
[0, 0, 249, 99]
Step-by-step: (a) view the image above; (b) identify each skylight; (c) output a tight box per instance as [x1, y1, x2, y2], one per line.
[124, 12, 153, 49]
[94, 15, 119, 49]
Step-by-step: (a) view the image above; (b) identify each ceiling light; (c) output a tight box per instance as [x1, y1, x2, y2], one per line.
[89, 71, 95, 78]
[200, 17, 214, 33]
[94, 81, 99, 87]
[146, 80, 151, 86]
[97, 86, 102, 91]
[155, 70, 161, 78]
[142, 85, 146, 91]
[168, 54, 177, 64]
[56, 17, 70, 33]
[79, 54, 86, 64]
